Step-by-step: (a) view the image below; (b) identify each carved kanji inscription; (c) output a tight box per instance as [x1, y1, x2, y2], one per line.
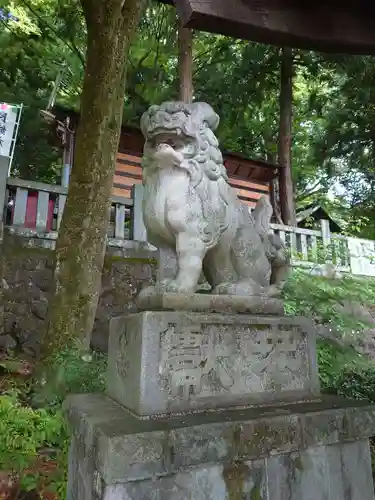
[159, 322, 308, 400]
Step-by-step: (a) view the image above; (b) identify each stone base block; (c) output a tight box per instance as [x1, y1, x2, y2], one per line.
[135, 290, 284, 315]
[64, 393, 375, 500]
[107, 311, 319, 416]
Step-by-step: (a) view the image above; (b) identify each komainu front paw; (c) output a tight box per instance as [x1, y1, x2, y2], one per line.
[213, 281, 260, 296]
[164, 279, 195, 294]
[154, 144, 183, 167]
[159, 278, 172, 290]
[213, 280, 281, 297]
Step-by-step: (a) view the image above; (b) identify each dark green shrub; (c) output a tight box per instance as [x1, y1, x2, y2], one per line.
[332, 366, 375, 401]
[0, 391, 68, 495]
[283, 270, 375, 337]
[0, 344, 107, 498]
[32, 343, 107, 409]
[317, 341, 369, 391]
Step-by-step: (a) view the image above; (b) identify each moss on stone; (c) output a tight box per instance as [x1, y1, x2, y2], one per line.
[232, 425, 242, 450]
[223, 461, 250, 500]
[102, 255, 157, 276]
[241, 422, 294, 455]
[104, 255, 157, 265]
[4, 244, 52, 259]
[293, 455, 304, 472]
[250, 485, 262, 500]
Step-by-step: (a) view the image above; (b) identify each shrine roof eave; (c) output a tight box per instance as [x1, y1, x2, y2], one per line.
[156, 0, 375, 56]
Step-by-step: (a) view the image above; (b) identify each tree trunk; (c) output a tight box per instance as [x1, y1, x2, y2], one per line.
[270, 178, 283, 224]
[42, 0, 145, 357]
[266, 152, 283, 224]
[178, 21, 193, 103]
[278, 46, 296, 226]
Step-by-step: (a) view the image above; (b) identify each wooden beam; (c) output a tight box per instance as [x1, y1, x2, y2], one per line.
[165, 0, 375, 55]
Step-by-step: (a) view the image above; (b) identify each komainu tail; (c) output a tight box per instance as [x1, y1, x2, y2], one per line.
[253, 196, 273, 238]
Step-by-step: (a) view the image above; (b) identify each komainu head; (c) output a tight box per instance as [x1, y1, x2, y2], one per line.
[140, 101, 228, 183]
[140, 101, 220, 147]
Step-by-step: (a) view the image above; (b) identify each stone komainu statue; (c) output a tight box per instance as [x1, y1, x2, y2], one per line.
[140, 101, 289, 296]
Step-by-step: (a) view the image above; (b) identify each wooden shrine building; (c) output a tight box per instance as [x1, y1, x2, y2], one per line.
[48, 105, 282, 211]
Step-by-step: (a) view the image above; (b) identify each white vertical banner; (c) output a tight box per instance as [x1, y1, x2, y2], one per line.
[0, 102, 23, 171]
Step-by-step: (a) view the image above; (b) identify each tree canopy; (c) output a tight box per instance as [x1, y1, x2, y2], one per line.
[1, 0, 375, 236]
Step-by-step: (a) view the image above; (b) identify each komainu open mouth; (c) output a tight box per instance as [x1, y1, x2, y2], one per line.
[149, 129, 187, 150]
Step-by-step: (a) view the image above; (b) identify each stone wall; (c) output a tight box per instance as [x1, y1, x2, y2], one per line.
[3, 229, 375, 360]
[0, 231, 157, 355]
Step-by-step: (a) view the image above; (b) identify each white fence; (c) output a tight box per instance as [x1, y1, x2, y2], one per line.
[270, 221, 351, 274]
[4, 178, 145, 241]
[2, 177, 375, 278]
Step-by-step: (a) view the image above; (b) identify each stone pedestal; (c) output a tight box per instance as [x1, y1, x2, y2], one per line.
[65, 393, 375, 500]
[107, 311, 319, 416]
[65, 299, 375, 500]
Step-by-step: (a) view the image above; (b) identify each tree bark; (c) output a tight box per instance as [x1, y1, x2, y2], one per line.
[278, 46, 296, 226]
[266, 152, 283, 224]
[178, 21, 193, 103]
[42, 0, 145, 357]
[270, 178, 283, 224]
